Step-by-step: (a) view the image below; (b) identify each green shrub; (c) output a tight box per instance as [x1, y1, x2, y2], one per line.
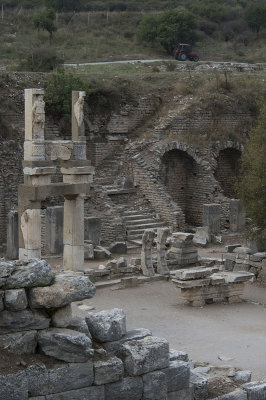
[20, 47, 62, 72]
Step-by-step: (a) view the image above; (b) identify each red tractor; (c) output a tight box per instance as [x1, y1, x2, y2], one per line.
[175, 43, 199, 62]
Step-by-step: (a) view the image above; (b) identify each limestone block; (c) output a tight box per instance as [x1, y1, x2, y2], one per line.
[109, 242, 127, 254]
[73, 141, 86, 160]
[242, 381, 266, 400]
[94, 246, 111, 260]
[48, 362, 94, 394]
[19, 248, 40, 260]
[46, 386, 105, 400]
[51, 304, 72, 328]
[163, 360, 190, 393]
[230, 199, 245, 233]
[211, 389, 248, 399]
[167, 388, 193, 399]
[29, 274, 96, 309]
[48, 141, 73, 161]
[25, 174, 52, 186]
[0, 370, 28, 400]
[157, 227, 170, 275]
[120, 336, 169, 376]
[6, 210, 18, 260]
[226, 244, 241, 253]
[0, 330, 37, 354]
[143, 370, 167, 400]
[104, 328, 152, 353]
[67, 316, 91, 338]
[46, 206, 63, 255]
[86, 308, 126, 342]
[63, 174, 93, 184]
[63, 196, 84, 246]
[1, 259, 53, 289]
[63, 245, 84, 272]
[117, 256, 127, 269]
[84, 217, 101, 246]
[169, 349, 189, 362]
[72, 91, 86, 140]
[26, 364, 48, 396]
[172, 278, 211, 288]
[94, 356, 124, 385]
[218, 271, 254, 283]
[38, 328, 93, 362]
[141, 229, 156, 277]
[202, 204, 221, 235]
[21, 208, 41, 250]
[233, 370, 251, 384]
[175, 266, 219, 281]
[23, 166, 56, 176]
[4, 288, 28, 311]
[0, 309, 50, 334]
[172, 232, 194, 243]
[193, 227, 211, 248]
[225, 259, 235, 271]
[233, 247, 252, 255]
[105, 376, 143, 400]
[84, 242, 94, 260]
[190, 370, 208, 400]
[24, 140, 45, 161]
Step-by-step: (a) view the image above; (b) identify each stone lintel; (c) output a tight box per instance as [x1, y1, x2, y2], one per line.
[23, 160, 55, 168]
[60, 160, 91, 167]
[61, 166, 95, 175]
[23, 167, 57, 176]
[19, 183, 91, 201]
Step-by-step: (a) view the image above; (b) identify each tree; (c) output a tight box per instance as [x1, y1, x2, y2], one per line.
[137, 8, 197, 55]
[33, 8, 57, 43]
[237, 102, 266, 237]
[244, 3, 266, 35]
[45, 0, 84, 12]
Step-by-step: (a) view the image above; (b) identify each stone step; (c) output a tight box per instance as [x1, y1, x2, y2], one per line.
[127, 233, 144, 240]
[123, 213, 156, 220]
[123, 209, 152, 215]
[125, 218, 161, 226]
[127, 222, 165, 233]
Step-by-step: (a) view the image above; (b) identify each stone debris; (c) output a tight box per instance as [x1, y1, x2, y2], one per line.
[86, 308, 126, 342]
[167, 232, 198, 267]
[172, 269, 254, 307]
[141, 229, 156, 276]
[157, 227, 170, 275]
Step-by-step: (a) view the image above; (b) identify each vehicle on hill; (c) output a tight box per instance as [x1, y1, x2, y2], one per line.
[174, 43, 199, 62]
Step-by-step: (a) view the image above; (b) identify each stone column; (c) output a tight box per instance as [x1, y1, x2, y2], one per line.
[46, 206, 64, 255]
[157, 228, 170, 275]
[63, 195, 85, 272]
[202, 204, 221, 235]
[19, 207, 41, 260]
[230, 199, 245, 233]
[6, 210, 18, 260]
[24, 89, 45, 161]
[141, 229, 156, 277]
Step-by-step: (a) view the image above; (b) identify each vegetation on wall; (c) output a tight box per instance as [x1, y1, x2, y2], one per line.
[237, 101, 266, 237]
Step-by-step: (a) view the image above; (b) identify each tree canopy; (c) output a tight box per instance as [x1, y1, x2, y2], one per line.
[244, 2, 266, 34]
[33, 8, 57, 42]
[237, 102, 266, 236]
[137, 8, 197, 55]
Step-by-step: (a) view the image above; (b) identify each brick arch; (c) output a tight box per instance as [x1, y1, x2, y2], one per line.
[214, 148, 242, 198]
[158, 149, 207, 226]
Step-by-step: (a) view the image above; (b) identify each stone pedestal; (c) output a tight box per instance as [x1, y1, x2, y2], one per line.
[6, 210, 18, 260]
[167, 233, 198, 268]
[46, 206, 64, 255]
[202, 204, 221, 235]
[141, 229, 156, 277]
[157, 228, 170, 275]
[19, 208, 41, 260]
[84, 217, 101, 246]
[230, 199, 245, 233]
[63, 195, 85, 271]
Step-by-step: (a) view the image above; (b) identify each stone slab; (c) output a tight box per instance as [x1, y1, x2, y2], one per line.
[105, 376, 143, 400]
[0, 370, 28, 400]
[104, 328, 152, 354]
[143, 370, 167, 400]
[175, 266, 219, 280]
[172, 278, 211, 288]
[0, 309, 50, 334]
[163, 360, 190, 392]
[94, 356, 124, 385]
[46, 386, 105, 400]
[0, 330, 37, 354]
[86, 308, 126, 342]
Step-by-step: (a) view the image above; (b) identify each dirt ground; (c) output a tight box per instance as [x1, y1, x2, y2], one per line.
[72, 280, 266, 381]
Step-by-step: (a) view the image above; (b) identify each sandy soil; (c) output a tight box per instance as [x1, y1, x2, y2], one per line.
[72, 281, 266, 380]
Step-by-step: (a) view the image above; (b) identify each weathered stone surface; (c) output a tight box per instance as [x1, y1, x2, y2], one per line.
[233, 370, 251, 383]
[141, 229, 156, 277]
[51, 304, 72, 328]
[4, 288, 28, 311]
[233, 247, 252, 255]
[143, 370, 167, 400]
[120, 336, 169, 376]
[225, 259, 235, 271]
[94, 246, 111, 260]
[157, 227, 170, 275]
[0, 370, 28, 400]
[167, 387, 193, 400]
[38, 328, 93, 362]
[190, 370, 208, 400]
[48, 362, 94, 394]
[226, 244, 241, 253]
[242, 381, 266, 399]
[105, 376, 143, 400]
[0, 309, 50, 333]
[26, 364, 48, 396]
[175, 266, 219, 281]
[0, 290, 4, 311]
[84, 242, 94, 260]
[86, 308, 126, 342]
[29, 274, 96, 309]
[67, 316, 91, 338]
[193, 227, 211, 248]
[0, 259, 53, 289]
[117, 257, 128, 269]
[172, 232, 194, 243]
[0, 330, 37, 354]
[163, 360, 190, 392]
[172, 278, 211, 288]
[94, 356, 124, 385]
[46, 386, 105, 400]
[169, 349, 188, 362]
[219, 271, 254, 283]
[211, 389, 248, 399]
[104, 328, 152, 353]
[109, 242, 127, 254]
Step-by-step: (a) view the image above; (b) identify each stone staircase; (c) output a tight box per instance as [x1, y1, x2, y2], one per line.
[121, 208, 167, 252]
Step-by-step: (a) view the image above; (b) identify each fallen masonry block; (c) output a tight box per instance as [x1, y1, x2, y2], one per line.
[163, 360, 190, 392]
[86, 308, 126, 342]
[175, 266, 220, 280]
[242, 381, 266, 400]
[143, 370, 167, 400]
